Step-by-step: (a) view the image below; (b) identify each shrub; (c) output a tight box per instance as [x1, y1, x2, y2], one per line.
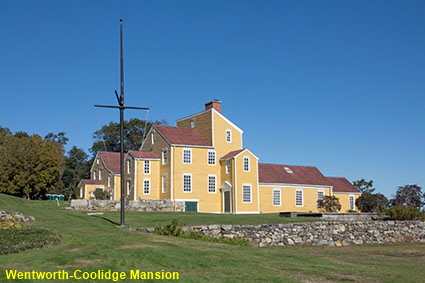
[0, 216, 23, 230]
[386, 206, 423, 220]
[155, 219, 183, 237]
[0, 228, 61, 255]
[317, 196, 342, 212]
[93, 189, 108, 200]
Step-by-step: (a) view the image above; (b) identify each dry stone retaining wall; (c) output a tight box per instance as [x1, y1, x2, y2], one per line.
[182, 221, 425, 247]
[70, 199, 185, 212]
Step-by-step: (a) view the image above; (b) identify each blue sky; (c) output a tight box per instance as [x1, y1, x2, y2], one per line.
[1, 0, 424, 198]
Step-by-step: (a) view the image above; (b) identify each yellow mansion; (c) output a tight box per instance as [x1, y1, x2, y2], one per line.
[79, 101, 360, 213]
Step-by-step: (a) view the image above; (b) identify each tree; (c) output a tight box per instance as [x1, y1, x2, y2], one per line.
[389, 184, 424, 209]
[317, 196, 342, 212]
[0, 134, 63, 199]
[44, 132, 69, 146]
[353, 178, 375, 194]
[90, 118, 167, 154]
[62, 146, 91, 200]
[355, 192, 388, 213]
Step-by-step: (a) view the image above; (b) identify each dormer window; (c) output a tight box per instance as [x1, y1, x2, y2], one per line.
[190, 119, 195, 128]
[284, 167, 293, 173]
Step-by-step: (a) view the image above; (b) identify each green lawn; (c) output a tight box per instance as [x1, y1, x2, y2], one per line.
[1, 193, 424, 282]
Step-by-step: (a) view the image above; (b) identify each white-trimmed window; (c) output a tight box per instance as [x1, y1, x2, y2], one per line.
[243, 156, 250, 172]
[273, 189, 281, 206]
[226, 129, 232, 143]
[208, 175, 216, 193]
[127, 159, 131, 174]
[143, 179, 150, 195]
[225, 160, 231, 174]
[242, 184, 252, 203]
[161, 174, 167, 193]
[99, 169, 102, 180]
[80, 188, 83, 198]
[144, 160, 150, 174]
[317, 190, 324, 201]
[190, 119, 195, 128]
[162, 149, 168, 165]
[183, 148, 192, 164]
[295, 189, 303, 206]
[127, 180, 131, 195]
[93, 170, 97, 180]
[207, 150, 216, 165]
[151, 131, 155, 145]
[107, 176, 111, 188]
[183, 174, 192, 193]
[96, 158, 99, 164]
[349, 195, 355, 210]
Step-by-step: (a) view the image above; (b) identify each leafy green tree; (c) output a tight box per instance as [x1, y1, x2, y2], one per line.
[62, 146, 91, 200]
[353, 178, 375, 194]
[390, 184, 424, 209]
[0, 134, 63, 199]
[355, 192, 388, 213]
[317, 195, 342, 212]
[90, 118, 166, 154]
[44, 132, 69, 146]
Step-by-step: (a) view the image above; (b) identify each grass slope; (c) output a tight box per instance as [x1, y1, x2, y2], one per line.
[0, 193, 424, 282]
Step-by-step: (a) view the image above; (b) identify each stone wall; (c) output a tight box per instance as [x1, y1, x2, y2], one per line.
[69, 199, 185, 212]
[180, 221, 425, 247]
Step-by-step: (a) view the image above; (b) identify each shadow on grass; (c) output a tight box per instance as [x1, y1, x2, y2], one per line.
[91, 215, 120, 226]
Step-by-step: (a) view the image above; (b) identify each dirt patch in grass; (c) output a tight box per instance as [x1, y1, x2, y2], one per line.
[74, 259, 102, 265]
[0, 263, 23, 270]
[119, 243, 155, 249]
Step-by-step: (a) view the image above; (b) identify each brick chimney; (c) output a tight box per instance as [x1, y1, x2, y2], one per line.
[205, 100, 222, 113]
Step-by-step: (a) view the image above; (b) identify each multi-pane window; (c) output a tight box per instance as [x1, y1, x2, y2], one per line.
[183, 174, 192, 192]
[242, 184, 251, 203]
[183, 148, 192, 164]
[144, 160, 150, 174]
[127, 180, 131, 195]
[273, 189, 281, 206]
[127, 159, 131, 174]
[208, 150, 216, 165]
[143, 179, 150, 195]
[317, 190, 324, 201]
[226, 129, 232, 142]
[296, 189, 303, 206]
[162, 149, 167, 165]
[208, 175, 216, 193]
[349, 195, 355, 210]
[108, 176, 111, 187]
[99, 169, 102, 180]
[161, 174, 167, 193]
[243, 156, 250, 172]
[225, 160, 231, 174]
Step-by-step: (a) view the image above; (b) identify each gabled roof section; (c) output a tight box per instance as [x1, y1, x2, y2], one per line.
[326, 177, 360, 193]
[128, 150, 159, 160]
[259, 163, 330, 186]
[220, 148, 258, 160]
[97, 151, 121, 175]
[79, 179, 103, 185]
[155, 125, 212, 147]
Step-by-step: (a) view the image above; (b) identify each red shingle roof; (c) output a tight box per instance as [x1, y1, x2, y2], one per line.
[80, 179, 103, 185]
[326, 177, 360, 193]
[259, 163, 330, 186]
[98, 151, 121, 175]
[155, 126, 211, 146]
[220, 149, 246, 160]
[129, 150, 159, 159]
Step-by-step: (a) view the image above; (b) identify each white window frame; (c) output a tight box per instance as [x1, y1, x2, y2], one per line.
[183, 174, 192, 193]
[162, 149, 168, 165]
[226, 129, 232, 143]
[96, 158, 99, 164]
[127, 159, 131, 174]
[190, 119, 195, 128]
[107, 175, 111, 188]
[93, 170, 97, 180]
[161, 174, 167, 193]
[144, 160, 150, 175]
[208, 175, 216, 193]
[80, 188, 83, 198]
[243, 156, 250, 172]
[349, 195, 355, 210]
[242, 184, 252, 203]
[98, 168, 102, 180]
[143, 179, 150, 195]
[225, 160, 231, 174]
[273, 188, 281, 206]
[183, 148, 192, 164]
[207, 150, 216, 165]
[127, 179, 131, 196]
[295, 189, 303, 207]
[317, 190, 325, 201]
[151, 131, 155, 145]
